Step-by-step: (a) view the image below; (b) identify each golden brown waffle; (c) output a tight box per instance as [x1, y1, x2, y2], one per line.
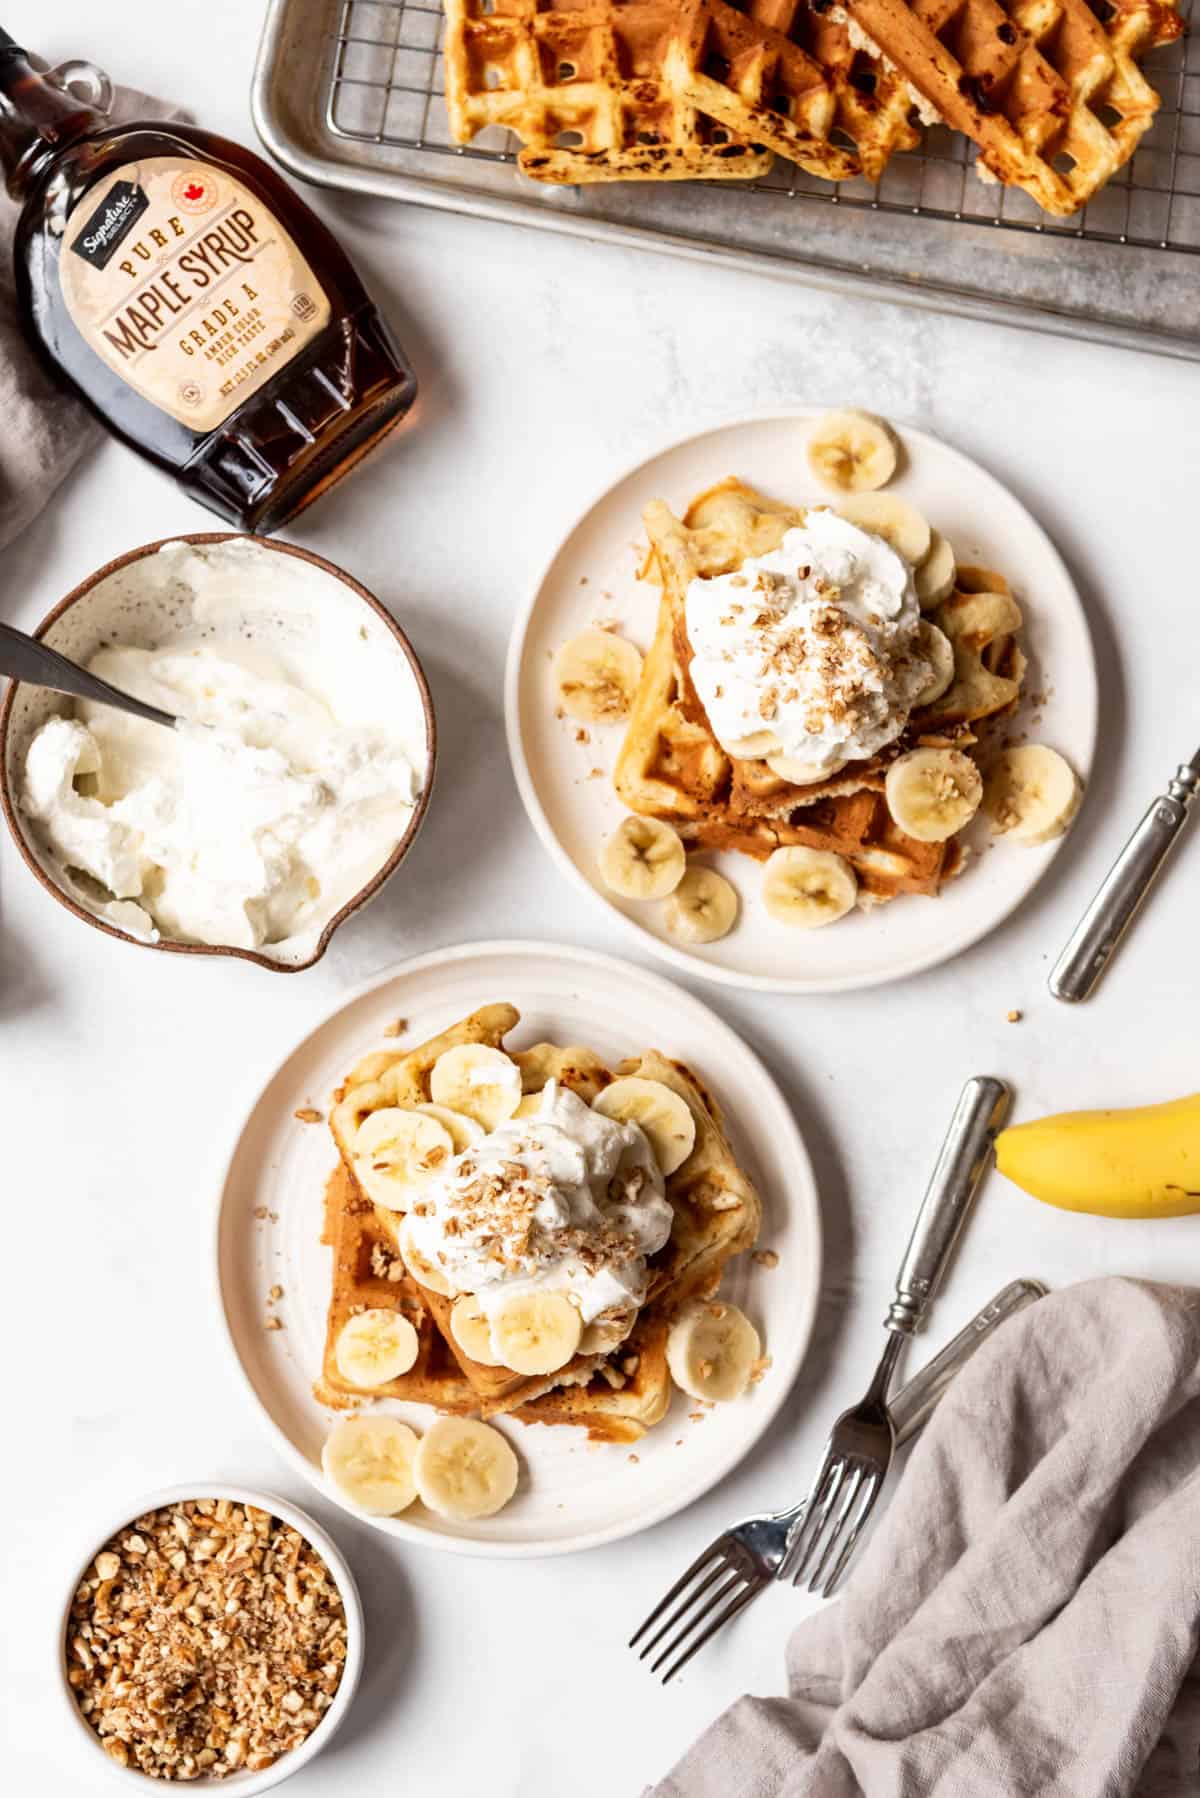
[614, 478, 1025, 901]
[443, 0, 773, 182]
[322, 1006, 761, 1438]
[697, 0, 922, 179]
[840, 0, 1184, 215]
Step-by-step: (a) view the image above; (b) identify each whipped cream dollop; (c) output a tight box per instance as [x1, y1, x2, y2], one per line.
[684, 510, 934, 779]
[405, 1081, 674, 1329]
[22, 642, 423, 951]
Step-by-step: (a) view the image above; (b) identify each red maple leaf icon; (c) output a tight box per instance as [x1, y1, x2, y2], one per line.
[184, 182, 205, 201]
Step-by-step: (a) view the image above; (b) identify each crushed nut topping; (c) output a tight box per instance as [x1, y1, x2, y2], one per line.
[752, 1249, 779, 1270]
[66, 1500, 347, 1781]
[293, 1107, 323, 1124]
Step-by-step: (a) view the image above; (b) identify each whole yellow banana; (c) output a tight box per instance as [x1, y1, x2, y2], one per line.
[995, 1092, 1200, 1219]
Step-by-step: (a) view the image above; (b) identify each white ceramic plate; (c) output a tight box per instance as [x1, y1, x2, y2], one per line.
[505, 409, 1098, 993]
[215, 940, 821, 1557]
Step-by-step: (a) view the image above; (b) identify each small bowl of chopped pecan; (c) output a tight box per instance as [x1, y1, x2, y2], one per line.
[58, 1486, 364, 1790]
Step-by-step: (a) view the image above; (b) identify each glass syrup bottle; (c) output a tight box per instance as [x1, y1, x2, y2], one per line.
[0, 32, 417, 532]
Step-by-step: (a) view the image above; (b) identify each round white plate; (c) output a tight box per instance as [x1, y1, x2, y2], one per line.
[505, 409, 1098, 994]
[215, 940, 821, 1557]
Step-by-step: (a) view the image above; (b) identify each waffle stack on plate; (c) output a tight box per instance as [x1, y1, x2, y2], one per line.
[441, 0, 1184, 213]
[613, 478, 1025, 902]
[319, 1004, 761, 1443]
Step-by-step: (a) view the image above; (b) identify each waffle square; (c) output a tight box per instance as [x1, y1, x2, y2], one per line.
[839, 0, 1185, 215]
[321, 1005, 761, 1440]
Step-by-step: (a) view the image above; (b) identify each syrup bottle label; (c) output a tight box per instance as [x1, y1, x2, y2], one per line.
[59, 156, 332, 431]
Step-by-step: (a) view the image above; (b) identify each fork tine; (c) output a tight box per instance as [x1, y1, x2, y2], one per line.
[636, 1558, 728, 1661]
[821, 1470, 882, 1598]
[629, 1540, 725, 1650]
[781, 1453, 847, 1586]
[805, 1464, 864, 1592]
[658, 1578, 762, 1686]
[648, 1569, 745, 1675]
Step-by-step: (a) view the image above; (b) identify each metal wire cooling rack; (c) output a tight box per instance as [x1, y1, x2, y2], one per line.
[251, 0, 1200, 357]
[323, 0, 1198, 253]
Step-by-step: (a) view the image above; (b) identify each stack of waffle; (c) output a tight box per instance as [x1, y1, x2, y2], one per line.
[442, 0, 1184, 214]
[318, 1003, 761, 1443]
[614, 478, 1025, 902]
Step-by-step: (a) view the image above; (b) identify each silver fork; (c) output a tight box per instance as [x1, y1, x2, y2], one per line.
[779, 1074, 1010, 1594]
[630, 1276, 1043, 1683]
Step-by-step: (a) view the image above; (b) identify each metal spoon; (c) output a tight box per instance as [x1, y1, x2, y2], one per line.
[0, 621, 178, 729]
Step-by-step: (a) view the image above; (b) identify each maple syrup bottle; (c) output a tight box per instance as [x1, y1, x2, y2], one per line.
[0, 33, 417, 531]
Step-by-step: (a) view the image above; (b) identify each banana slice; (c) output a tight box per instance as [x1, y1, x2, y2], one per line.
[414, 1417, 520, 1521]
[397, 1218, 454, 1298]
[593, 1076, 696, 1175]
[725, 729, 781, 759]
[762, 845, 857, 928]
[916, 530, 956, 608]
[321, 1415, 419, 1515]
[415, 1102, 484, 1153]
[580, 1310, 637, 1355]
[666, 1299, 761, 1402]
[885, 747, 983, 842]
[553, 628, 643, 724]
[807, 409, 897, 494]
[664, 867, 739, 945]
[513, 1091, 547, 1119]
[912, 622, 955, 707]
[837, 493, 931, 566]
[334, 1307, 420, 1387]
[983, 745, 1082, 846]
[429, 1045, 522, 1133]
[449, 1294, 503, 1367]
[766, 751, 845, 786]
[491, 1290, 582, 1376]
[352, 1107, 456, 1210]
[600, 815, 686, 900]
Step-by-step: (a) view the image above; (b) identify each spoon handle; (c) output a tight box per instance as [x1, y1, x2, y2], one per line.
[0, 622, 177, 729]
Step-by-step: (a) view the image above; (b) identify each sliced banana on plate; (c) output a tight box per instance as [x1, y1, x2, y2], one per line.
[600, 815, 686, 900]
[593, 1075, 697, 1174]
[983, 745, 1082, 845]
[334, 1307, 420, 1387]
[322, 1415, 419, 1515]
[916, 529, 957, 608]
[766, 751, 844, 786]
[553, 628, 643, 724]
[807, 409, 897, 494]
[352, 1107, 456, 1210]
[762, 845, 858, 928]
[837, 492, 931, 566]
[913, 622, 956, 707]
[414, 1417, 520, 1521]
[885, 747, 983, 843]
[429, 1044, 522, 1133]
[415, 1102, 484, 1153]
[666, 1299, 761, 1402]
[724, 728, 781, 759]
[491, 1290, 583, 1376]
[449, 1293, 503, 1367]
[513, 1091, 547, 1119]
[397, 1218, 454, 1298]
[664, 866, 739, 945]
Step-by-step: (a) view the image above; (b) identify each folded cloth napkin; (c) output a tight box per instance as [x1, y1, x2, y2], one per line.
[649, 1277, 1200, 1798]
[0, 72, 184, 551]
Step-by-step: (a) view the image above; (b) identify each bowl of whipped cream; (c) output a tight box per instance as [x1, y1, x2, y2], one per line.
[0, 534, 435, 969]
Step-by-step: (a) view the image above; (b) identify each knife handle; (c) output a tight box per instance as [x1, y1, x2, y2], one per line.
[885, 1076, 1010, 1336]
[1050, 765, 1199, 1004]
[892, 1278, 1046, 1442]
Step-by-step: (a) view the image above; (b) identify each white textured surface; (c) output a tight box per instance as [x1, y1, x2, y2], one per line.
[4, 2, 1200, 1793]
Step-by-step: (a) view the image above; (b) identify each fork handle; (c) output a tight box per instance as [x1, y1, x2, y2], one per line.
[891, 1278, 1045, 1440]
[885, 1076, 1010, 1335]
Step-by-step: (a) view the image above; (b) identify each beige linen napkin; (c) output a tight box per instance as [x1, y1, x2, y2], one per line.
[649, 1278, 1200, 1798]
[0, 73, 185, 550]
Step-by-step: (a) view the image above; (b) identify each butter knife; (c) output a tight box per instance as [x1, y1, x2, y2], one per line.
[1050, 748, 1200, 1002]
